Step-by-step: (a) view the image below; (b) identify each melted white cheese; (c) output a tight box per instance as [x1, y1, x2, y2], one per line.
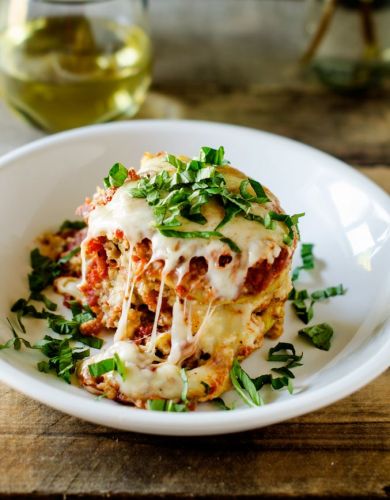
[85, 176, 286, 302]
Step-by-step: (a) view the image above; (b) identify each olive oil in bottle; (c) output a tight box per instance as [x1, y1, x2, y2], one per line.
[0, 16, 152, 132]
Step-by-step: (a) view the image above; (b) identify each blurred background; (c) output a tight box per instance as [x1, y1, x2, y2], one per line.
[0, 0, 388, 188]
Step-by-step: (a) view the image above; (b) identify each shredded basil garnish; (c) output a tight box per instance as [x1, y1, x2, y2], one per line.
[129, 146, 303, 249]
[88, 353, 127, 380]
[103, 162, 128, 189]
[213, 397, 233, 411]
[229, 359, 263, 407]
[292, 243, 315, 281]
[289, 284, 346, 324]
[57, 246, 80, 264]
[229, 346, 303, 407]
[35, 335, 90, 383]
[299, 323, 334, 351]
[59, 220, 86, 232]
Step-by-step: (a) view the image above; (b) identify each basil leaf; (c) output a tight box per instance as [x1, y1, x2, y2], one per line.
[57, 246, 80, 264]
[292, 299, 314, 324]
[114, 352, 127, 381]
[146, 399, 188, 412]
[59, 220, 86, 232]
[289, 283, 346, 324]
[88, 357, 116, 377]
[104, 162, 128, 188]
[72, 333, 103, 349]
[29, 292, 57, 311]
[268, 342, 303, 363]
[48, 315, 79, 336]
[28, 249, 61, 293]
[248, 178, 270, 203]
[299, 323, 334, 351]
[166, 154, 187, 172]
[158, 228, 223, 239]
[215, 203, 241, 230]
[159, 228, 241, 253]
[199, 146, 225, 165]
[220, 237, 241, 253]
[147, 399, 167, 411]
[213, 397, 232, 411]
[180, 368, 189, 403]
[34, 335, 89, 384]
[292, 243, 315, 281]
[271, 366, 295, 379]
[310, 284, 346, 301]
[230, 359, 262, 407]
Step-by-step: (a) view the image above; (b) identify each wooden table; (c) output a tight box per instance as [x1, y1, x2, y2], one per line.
[0, 1, 389, 498]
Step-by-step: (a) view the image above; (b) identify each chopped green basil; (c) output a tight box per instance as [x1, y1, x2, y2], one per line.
[292, 243, 315, 281]
[88, 357, 116, 377]
[57, 246, 80, 264]
[299, 323, 334, 351]
[103, 162, 128, 189]
[147, 399, 188, 412]
[267, 342, 303, 363]
[230, 359, 263, 407]
[59, 220, 86, 232]
[130, 146, 303, 248]
[114, 352, 127, 381]
[180, 368, 189, 403]
[158, 228, 241, 253]
[35, 335, 89, 383]
[88, 353, 126, 380]
[213, 397, 233, 411]
[310, 284, 346, 301]
[289, 284, 346, 324]
[28, 249, 62, 293]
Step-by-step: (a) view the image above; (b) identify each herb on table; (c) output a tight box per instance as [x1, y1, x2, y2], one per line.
[299, 323, 334, 351]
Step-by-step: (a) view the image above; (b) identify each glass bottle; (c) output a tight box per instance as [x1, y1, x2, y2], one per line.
[0, 0, 152, 131]
[303, 0, 390, 90]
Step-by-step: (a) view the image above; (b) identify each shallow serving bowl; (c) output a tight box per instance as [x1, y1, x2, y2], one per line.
[0, 120, 389, 435]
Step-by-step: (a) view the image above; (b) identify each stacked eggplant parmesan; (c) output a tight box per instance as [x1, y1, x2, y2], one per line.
[53, 147, 300, 408]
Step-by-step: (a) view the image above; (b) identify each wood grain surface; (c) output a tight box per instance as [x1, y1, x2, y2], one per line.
[0, 0, 389, 498]
[0, 371, 389, 498]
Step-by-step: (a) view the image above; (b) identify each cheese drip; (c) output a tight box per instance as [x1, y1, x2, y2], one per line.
[114, 246, 135, 342]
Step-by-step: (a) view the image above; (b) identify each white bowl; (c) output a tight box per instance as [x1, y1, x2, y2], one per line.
[0, 120, 389, 435]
